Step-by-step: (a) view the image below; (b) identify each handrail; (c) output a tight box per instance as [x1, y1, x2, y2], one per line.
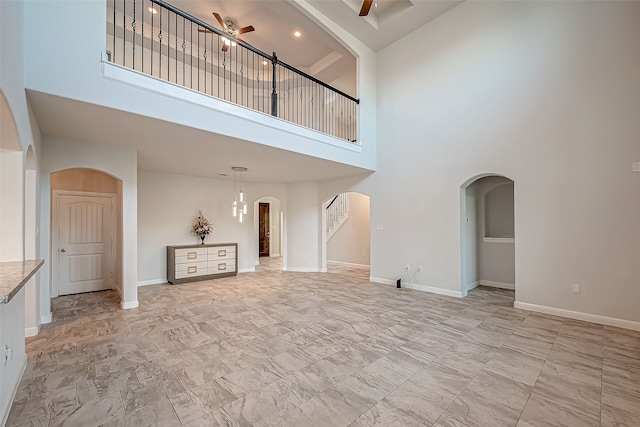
[326, 195, 339, 210]
[150, 0, 359, 104]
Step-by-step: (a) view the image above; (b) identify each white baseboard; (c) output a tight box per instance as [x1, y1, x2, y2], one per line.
[369, 277, 464, 298]
[1, 358, 27, 427]
[137, 279, 166, 287]
[40, 313, 52, 324]
[121, 300, 139, 309]
[285, 267, 320, 273]
[327, 260, 370, 269]
[254, 260, 260, 266]
[467, 281, 480, 291]
[514, 302, 640, 331]
[25, 326, 40, 337]
[479, 280, 515, 290]
[238, 268, 256, 273]
[320, 268, 328, 273]
[270, 253, 280, 257]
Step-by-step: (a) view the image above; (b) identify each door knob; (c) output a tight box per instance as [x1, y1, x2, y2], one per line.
[60, 249, 66, 253]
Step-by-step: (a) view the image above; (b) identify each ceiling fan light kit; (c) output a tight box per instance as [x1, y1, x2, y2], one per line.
[197, 11, 255, 52]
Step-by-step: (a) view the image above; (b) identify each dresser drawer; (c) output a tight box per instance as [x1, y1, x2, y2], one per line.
[208, 261, 236, 274]
[207, 246, 236, 261]
[175, 260, 208, 275]
[175, 248, 207, 263]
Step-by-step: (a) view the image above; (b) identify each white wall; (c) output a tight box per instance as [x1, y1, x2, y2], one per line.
[320, 1, 640, 324]
[0, 149, 24, 261]
[327, 192, 370, 267]
[286, 182, 320, 272]
[137, 171, 288, 283]
[40, 137, 138, 310]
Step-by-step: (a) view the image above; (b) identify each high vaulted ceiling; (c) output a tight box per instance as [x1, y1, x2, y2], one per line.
[167, 1, 465, 95]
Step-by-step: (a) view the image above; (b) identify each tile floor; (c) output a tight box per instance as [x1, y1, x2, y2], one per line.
[7, 270, 640, 426]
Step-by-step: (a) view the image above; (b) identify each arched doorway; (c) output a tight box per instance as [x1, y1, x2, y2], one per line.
[321, 192, 371, 280]
[253, 197, 283, 272]
[460, 174, 515, 297]
[49, 168, 123, 318]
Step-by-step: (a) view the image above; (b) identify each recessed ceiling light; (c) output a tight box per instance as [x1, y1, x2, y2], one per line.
[262, 60, 268, 66]
[148, 6, 158, 14]
[293, 30, 302, 38]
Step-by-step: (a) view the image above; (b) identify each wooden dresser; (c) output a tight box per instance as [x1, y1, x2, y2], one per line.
[167, 243, 237, 284]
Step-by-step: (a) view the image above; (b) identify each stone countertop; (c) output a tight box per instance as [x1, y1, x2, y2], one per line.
[0, 260, 44, 304]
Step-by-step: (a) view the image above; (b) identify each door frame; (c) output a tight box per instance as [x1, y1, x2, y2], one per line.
[51, 190, 117, 298]
[259, 202, 270, 257]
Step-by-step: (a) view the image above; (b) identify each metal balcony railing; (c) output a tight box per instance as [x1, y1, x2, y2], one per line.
[106, 0, 360, 143]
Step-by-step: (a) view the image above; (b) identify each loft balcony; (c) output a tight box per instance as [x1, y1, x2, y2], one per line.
[106, 0, 359, 144]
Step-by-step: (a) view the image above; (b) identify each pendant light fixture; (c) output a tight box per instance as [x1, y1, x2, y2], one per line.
[231, 167, 248, 223]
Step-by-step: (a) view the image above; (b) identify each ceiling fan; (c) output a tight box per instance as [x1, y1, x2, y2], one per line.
[359, 0, 374, 16]
[198, 12, 255, 52]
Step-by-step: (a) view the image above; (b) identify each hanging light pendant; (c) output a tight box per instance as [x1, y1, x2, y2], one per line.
[231, 167, 248, 223]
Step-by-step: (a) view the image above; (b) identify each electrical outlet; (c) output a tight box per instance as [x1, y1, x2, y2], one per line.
[417, 266, 423, 273]
[4, 345, 13, 364]
[405, 264, 410, 271]
[572, 283, 581, 293]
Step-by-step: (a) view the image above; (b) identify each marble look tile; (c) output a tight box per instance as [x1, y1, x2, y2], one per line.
[383, 379, 452, 424]
[540, 357, 602, 390]
[433, 350, 485, 378]
[350, 401, 424, 427]
[270, 347, 314, 374]
[174, 358, 232, 389]
[519, 393, 599, 427]
[410, 362, 474, 400]
[76, 367, 139, 404]
[503, 334, 554, 359]
[440, 388, 520, 427]
[326, 371, 396, 414]
[462, 325, 511, 348]
[14, 378, 36, 402]
[275, 392, 359, 427]
[224, 383, 297, 427]
[120, 378, 173, 414]
[101, 398, 181, 427]
[602, 381, 640, 416]
[483, 347, 545, 387]
[49, 391, 124, 427]
[170, 379, 238, 424]
[6, 386, 76, 427]
[31, 363, 95, 396]
[185, 409, 238, 427]
[465, 371, 531, 412]
[552, 335, 603, 359]
[601, 403, 640, 427]
[11, 417, 49, 427]
[94, 349, 148, 376]
[512, 325, 558, 344]
[220, 359, 286, 395]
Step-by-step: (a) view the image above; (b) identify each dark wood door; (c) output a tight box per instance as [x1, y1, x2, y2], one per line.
[259, 203, 270, 257]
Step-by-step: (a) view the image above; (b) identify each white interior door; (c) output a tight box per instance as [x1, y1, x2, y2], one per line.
[58, 195, 113, 295]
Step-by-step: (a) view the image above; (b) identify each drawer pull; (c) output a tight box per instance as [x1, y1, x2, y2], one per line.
[187, 266, 198, 274]
[187, 251, 198, 260]
[218, 263, 227, 271]
[218, 250, 227, 257]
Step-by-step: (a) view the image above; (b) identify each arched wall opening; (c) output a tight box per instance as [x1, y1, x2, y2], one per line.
[460, 174, 515, 297]
[253, 197, 284, 271]
[321, 191, 370, 279]
[49, 168, 123, 310]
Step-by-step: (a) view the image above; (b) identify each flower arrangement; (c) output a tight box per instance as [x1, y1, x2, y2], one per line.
[191, 209, 212, 243]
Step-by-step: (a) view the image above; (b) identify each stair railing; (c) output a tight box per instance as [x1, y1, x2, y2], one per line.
[326, 193, 348, 234]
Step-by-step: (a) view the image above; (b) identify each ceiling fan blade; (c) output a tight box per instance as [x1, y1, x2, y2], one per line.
[237, 25, 255, 35]
[212, 12, 226, 29]
[359, 0, 373, 16]
[221, 43, 229, 52]
[237, 38, 246, 44]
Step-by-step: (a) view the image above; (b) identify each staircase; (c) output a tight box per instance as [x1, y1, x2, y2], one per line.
[326, 193, 349, 241]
